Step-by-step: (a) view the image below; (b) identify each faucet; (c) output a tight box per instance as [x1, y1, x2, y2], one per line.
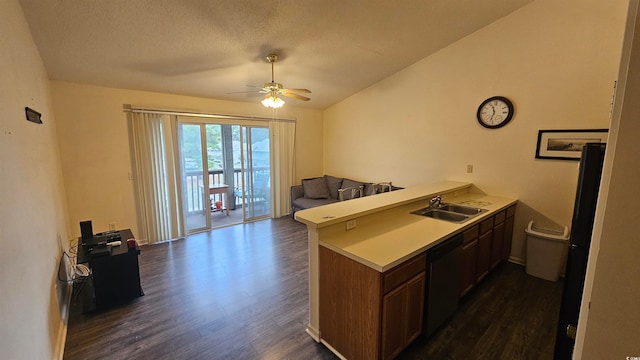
[429, 195, 442, 209]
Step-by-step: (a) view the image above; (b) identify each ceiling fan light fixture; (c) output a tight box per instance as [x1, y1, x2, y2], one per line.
[262, 94, 285, 108]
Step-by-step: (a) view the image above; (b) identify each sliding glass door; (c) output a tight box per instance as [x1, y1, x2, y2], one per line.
[179, 121, 271, 233]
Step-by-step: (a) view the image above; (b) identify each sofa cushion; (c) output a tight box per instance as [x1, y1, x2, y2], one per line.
[339, 186, 364, 201]
[363, 183, 376, 196]
[302, 177, 330, 199]
[375, 182, 393, 193]
[342, 179, 364, 193]
[339, 179, 365, 201]
[293, 197, 338, 210]
[324, 175, 344, 199]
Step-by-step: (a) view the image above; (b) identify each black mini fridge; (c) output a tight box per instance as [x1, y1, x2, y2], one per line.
[553, 143, 606, 359]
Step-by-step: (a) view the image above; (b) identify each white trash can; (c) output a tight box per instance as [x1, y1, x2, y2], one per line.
[525, 220, 570, 281]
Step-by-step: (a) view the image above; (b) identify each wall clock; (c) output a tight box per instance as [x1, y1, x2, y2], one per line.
[476, 96, 514, 129]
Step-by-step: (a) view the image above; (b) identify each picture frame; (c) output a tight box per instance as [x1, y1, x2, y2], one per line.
[535, 129, 608, 161]
[25, 107, 43, 124]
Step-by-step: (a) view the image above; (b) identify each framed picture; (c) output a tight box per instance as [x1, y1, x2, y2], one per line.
[535, 129, 608, 160]
[25, 107, 43, 124]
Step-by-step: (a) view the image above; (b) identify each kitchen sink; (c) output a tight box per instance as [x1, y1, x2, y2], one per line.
[413, 209, 470, 223]
[411, 203, 488, 223]
[437, 203, 488, 216]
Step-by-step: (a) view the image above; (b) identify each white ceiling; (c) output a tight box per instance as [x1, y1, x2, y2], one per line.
[18, 0, 534, 110]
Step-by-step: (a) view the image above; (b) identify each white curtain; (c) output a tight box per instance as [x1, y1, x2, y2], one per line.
[269, 119, 296, 217]
[130, 112, 184, 243]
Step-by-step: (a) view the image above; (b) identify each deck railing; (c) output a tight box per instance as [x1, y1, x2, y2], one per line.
[184, 168, 269, 213]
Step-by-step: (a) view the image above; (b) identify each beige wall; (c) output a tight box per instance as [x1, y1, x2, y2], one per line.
[0, 0, 70, 358]
[323, 0, 628, 262]
[50, 82, 324, 240]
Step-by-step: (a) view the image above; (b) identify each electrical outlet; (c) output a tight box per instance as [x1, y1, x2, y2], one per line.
[467, 164, 473, 173]
[346, 219, 357, 230]
[108, 222, 116, 231]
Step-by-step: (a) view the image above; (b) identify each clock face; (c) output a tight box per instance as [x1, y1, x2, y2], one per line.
[477, 96, 514, 129]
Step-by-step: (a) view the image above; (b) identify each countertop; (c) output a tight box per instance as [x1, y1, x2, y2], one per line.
[296, 182, 516, 272]
[295, 181, 473, 229]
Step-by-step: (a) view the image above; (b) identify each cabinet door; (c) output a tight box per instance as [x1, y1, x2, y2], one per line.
[319, 246, 381, 360]
[460, 239, 478, 297]
[404, 272, 425, 345]
[90, 250, 143, 310]
[491, 221, 505, 269]
[381, 284, 407, 360]
[476, 230, 492, 282]
[503, 214, 515, 261]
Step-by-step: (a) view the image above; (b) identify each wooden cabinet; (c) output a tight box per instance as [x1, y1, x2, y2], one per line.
[318, 204, 519, 358]
[319, 247, 426, 360]
[476, 217, 493, 282]
[503, 205, 516, 261]
[381, 272, 425, 359]
[491, 210, 506, 269]
[404, 274, 425, 344]
[459, 225, 479, 297]
[460, 204, 517, 298]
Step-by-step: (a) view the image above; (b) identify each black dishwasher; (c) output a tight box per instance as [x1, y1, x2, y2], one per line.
[424, 233, 463, 337]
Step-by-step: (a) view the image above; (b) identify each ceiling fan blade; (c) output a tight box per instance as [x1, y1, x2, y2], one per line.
[227, 84, 273, 94]
[226, 90, 260, 94]
[282, 88, 312, 94]
[282, 92, 311, 101]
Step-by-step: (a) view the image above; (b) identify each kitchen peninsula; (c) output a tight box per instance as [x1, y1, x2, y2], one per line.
[295, 181, 517, 359]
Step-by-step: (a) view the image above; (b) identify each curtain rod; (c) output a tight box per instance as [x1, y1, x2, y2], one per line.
[122, 104, 295, 123]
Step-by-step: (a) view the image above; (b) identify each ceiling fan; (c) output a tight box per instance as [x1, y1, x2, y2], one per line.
[247, 54, 312, 108]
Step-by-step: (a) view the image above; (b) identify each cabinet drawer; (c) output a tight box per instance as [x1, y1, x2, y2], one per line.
[506, 205, 516, 218]
[383, 253, 426, 294]
[463, 225, 479, 244]
[480, 218, 494, 234]
[494, 210, 506, 224]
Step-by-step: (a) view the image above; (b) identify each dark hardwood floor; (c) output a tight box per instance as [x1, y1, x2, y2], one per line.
[64, 217, 562, 360]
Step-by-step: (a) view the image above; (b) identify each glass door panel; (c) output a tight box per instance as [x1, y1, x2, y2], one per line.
[179, 123, 210, 232]
[240, 126, 271, 220]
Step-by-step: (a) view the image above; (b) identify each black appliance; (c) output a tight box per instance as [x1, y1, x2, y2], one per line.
[80, 220, 93, 241]
[424, 233, 463, 337]
[554, 143, 606, 359]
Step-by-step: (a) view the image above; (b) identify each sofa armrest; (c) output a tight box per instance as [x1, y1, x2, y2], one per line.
[291, 185, 305, 214]
[291, 184, 304, 201]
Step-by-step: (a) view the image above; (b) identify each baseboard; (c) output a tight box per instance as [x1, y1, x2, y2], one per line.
[508, 256, 525, 266]
[54, 280, 72, 359]
[305, 325, 320, 342]
[320, 339, 347, 360]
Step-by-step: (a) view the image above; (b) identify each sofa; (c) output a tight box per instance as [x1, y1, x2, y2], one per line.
[291, 174, 400, 213]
